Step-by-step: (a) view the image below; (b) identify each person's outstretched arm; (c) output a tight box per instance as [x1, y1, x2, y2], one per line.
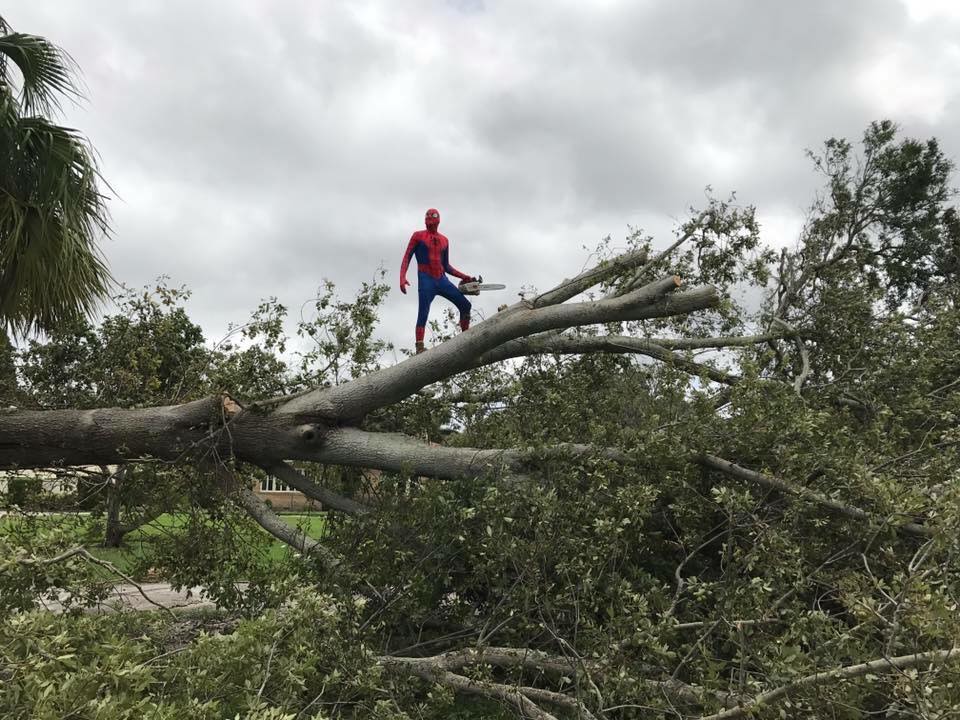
[399, 234, 418, 293]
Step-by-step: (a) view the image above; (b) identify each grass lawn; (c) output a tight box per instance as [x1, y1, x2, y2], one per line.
[96, 512, 327, 576]
[3, 510, 327, 578]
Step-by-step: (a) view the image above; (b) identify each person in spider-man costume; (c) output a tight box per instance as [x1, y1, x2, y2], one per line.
[400, 208, 476, 353]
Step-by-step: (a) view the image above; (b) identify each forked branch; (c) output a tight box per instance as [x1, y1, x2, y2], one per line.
[699, 647, 959, 720]
[696, 454, 933, 538]
[281, 275, 718, 422]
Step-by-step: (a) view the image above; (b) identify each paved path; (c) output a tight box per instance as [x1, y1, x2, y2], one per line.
[41, 583, 242, 614]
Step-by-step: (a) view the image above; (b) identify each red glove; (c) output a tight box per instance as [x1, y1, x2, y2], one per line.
[400, 275, 410, 294]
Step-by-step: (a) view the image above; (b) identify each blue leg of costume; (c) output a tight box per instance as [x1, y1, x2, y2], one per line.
[435, 275, 472, 322]
[416, 273, 435, 333]
[416, 272, 472, 339]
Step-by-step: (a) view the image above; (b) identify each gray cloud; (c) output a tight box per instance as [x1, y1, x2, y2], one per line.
[5, 0, 960, 355]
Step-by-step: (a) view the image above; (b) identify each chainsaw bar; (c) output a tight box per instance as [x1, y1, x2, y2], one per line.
[459, 282, 506, 295]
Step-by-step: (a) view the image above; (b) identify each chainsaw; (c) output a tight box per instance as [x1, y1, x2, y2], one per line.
[458, 275, 506, 296]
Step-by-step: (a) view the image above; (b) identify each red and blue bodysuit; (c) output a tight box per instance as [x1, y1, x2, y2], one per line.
[400, 208, 475, 351]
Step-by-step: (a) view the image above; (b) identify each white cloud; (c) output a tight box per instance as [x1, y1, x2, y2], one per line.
[857, 41, 960, 124]
[901, 0, 960, 22]
[3, 0, 960, 354]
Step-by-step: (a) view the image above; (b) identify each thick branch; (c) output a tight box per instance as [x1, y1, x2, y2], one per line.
[381, 646, 733, 711]
[380, 657, 562, 720]
[0, 395, 331, 470]
[258, 461, 369, 515]
[309, 428, 629, 479]
[518, 686, 597, 718]
[0, 396, 227, 468]
[314, 429, 515, 478]
[380, 649, 601, 719]
[696, 454, 933, 538]
[305, 437, 936, 542]
[115, 505, 167, 538]
[653, 332, 791, 350]
[230, 479, 339, 566]
[0, 406, 617, 479]
[475, 334, 740, 385]
[0, 277, 717, 470]
[427, 388, 514, 405]
[533, 247, 648, 307]
[611, 211, 708, 297]
[387, 646, 581, 674]
[281, 277, 718, 422]
[700, 647, 959, 720]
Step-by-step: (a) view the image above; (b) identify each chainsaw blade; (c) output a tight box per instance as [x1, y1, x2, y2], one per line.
[459, 282, 506, 295]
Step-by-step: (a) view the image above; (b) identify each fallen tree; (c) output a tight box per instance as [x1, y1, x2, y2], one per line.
[3, 124, 960, 719]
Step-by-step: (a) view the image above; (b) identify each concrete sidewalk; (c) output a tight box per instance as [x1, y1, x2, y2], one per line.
[40, 582, 245, 614]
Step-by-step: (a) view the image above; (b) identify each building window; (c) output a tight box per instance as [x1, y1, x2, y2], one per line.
[259, 476, 294, 493]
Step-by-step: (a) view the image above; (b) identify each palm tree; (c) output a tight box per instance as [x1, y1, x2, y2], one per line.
[0, 15, 111, 337]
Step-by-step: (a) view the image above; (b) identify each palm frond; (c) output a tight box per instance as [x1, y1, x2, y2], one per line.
[0, 23, 81, 116]
[0, 115, 112, 336]
[0, 16, 112, 337]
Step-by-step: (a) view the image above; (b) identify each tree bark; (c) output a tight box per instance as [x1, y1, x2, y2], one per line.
[258, 461, 369, 515]
[103, 468, 125, 548]
[699, 647, 959, 720]
[0, 328, 18, 407]
[0, 395, 329, 470]
[0, 270, 717, 473]
[281, 278, 717, 422]
[475, 333, 741, 385]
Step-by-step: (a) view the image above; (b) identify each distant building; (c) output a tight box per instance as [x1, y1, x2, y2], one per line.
[0, 467, 94, 496]
[252, 475, 320, 512]
[1, 467, 336, 513]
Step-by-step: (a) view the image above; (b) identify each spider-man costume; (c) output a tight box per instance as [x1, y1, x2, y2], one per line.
[400, 208, 475, 352]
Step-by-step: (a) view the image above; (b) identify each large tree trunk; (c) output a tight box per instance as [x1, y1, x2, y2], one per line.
[102, 466, 126, 548]
[0, 258, 729, 573]
[0, 267, 720, 474]
[0, 251, 936, 551]
[103, 491, 124, 548]
[0, 329, 18, 407]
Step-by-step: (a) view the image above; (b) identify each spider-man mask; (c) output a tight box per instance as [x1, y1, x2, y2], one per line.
[425, 208, 440, 232]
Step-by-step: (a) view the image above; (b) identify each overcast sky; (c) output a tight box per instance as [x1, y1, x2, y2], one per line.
[6, 0, 960, 355]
